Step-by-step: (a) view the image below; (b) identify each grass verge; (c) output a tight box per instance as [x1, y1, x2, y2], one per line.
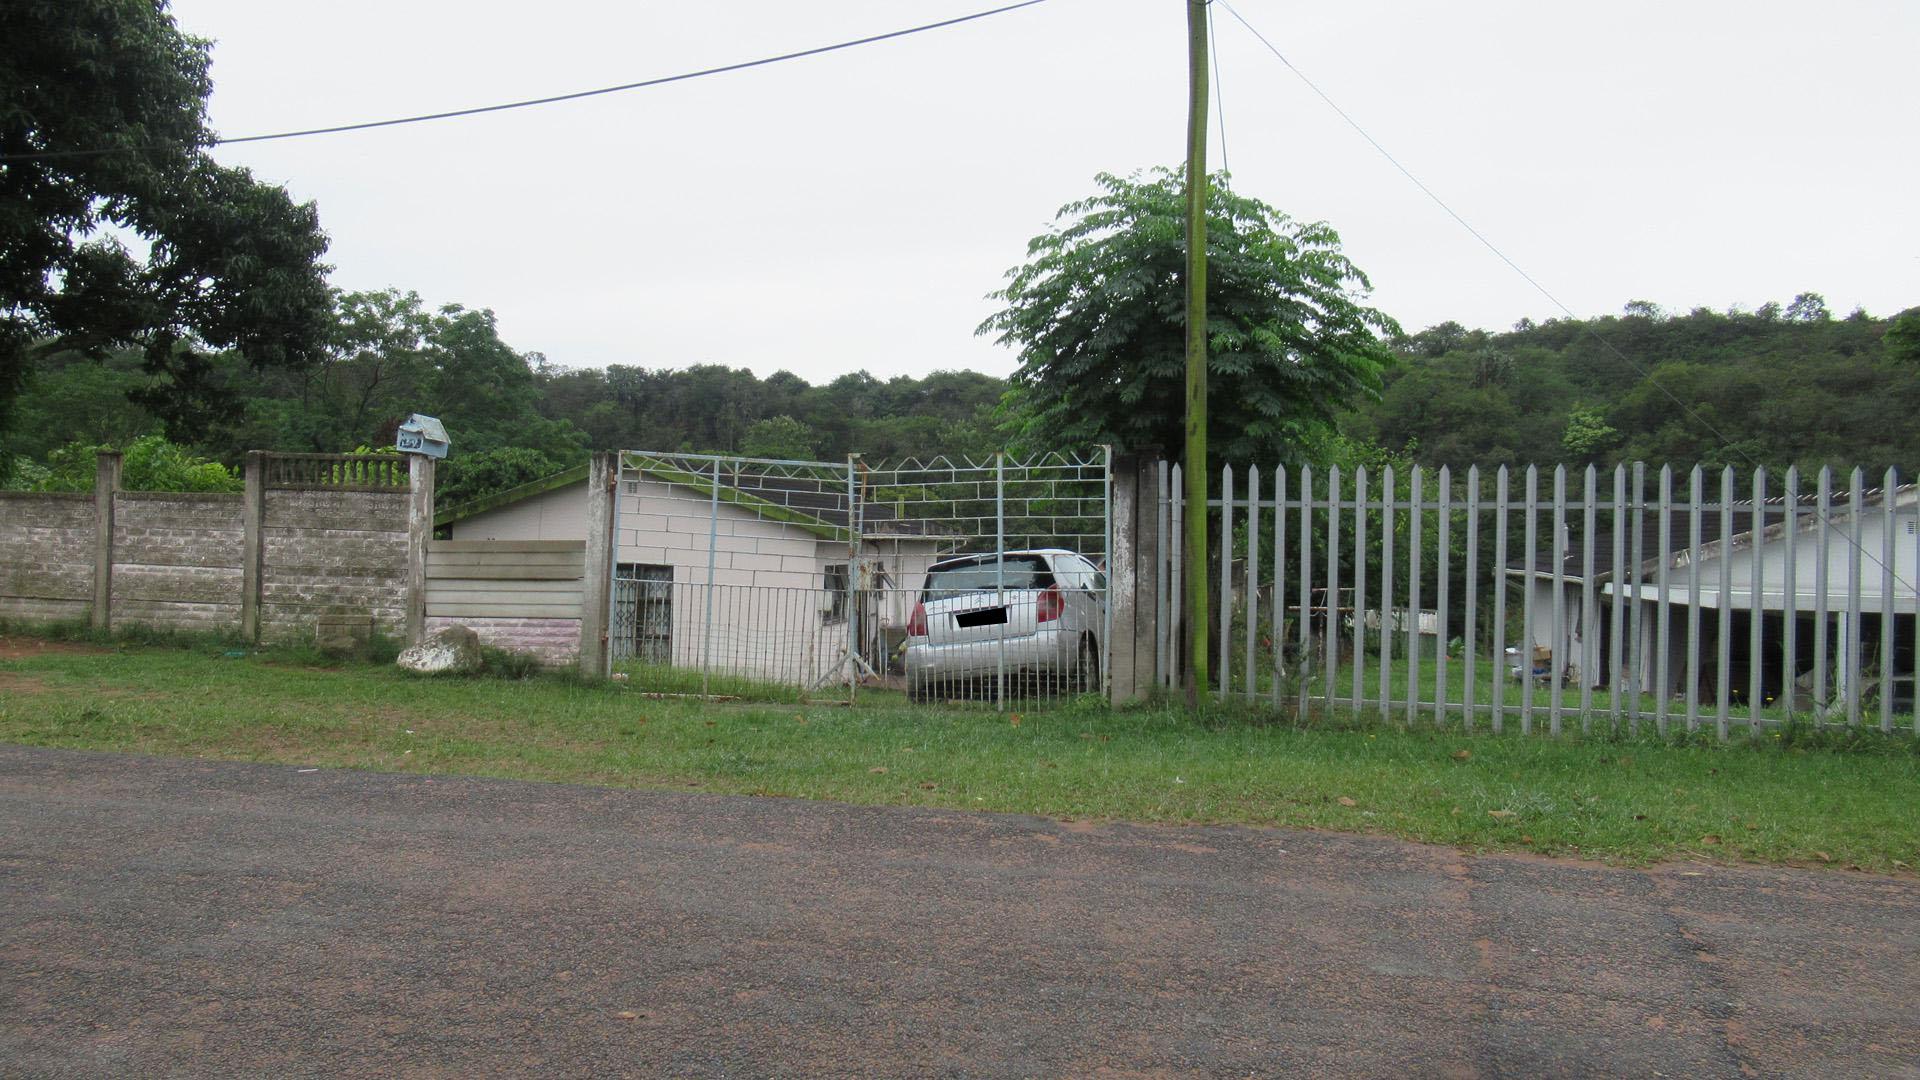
[2, 639, 1915, 873]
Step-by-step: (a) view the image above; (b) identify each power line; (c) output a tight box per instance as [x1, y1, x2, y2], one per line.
[0, 0, 1052, 163]
[1215, 0, 1913, 593]
[1208, 0, 1229, 177]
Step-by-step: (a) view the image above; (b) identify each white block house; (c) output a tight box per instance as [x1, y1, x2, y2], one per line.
[439, 461, 954, 685]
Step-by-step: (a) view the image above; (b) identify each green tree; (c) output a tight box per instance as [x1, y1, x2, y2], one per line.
[1560, 404, 1620, 463]
[436, 446, 563, 509]
[981, 169, 1398, 466]
[1785, 291, 1831, 323]
[21, 434, 238, 492]
[740, 415, 819, 460]
[0, 0, 334, 464]
[1886, 308, 1920, 366]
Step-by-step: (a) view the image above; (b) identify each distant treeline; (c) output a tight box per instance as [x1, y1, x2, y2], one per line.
[7, 288, 1916, 505]
[1345, 297, 1920, 476]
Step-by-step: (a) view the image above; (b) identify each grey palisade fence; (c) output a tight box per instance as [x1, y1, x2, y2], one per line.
[1150, 461, 1918, 739]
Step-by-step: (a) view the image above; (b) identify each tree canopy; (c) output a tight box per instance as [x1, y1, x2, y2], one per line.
[981, 168, 1399, 466]
[1347, 301, 1920, 475]
[0, 0, 333, 469]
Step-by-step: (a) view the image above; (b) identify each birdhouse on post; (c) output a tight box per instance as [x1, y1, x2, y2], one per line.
[395, 414, 450, 459]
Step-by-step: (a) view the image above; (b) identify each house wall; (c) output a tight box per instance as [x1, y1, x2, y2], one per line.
[451, 478, 948, 683]
[1639, 506, 1918, 612]
[425, 540, 585, 665]
[0, 492, 95, 624]
[1520, 578, 1593, 679]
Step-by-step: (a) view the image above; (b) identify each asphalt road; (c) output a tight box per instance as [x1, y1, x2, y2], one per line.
[2, 746, 1916, 1079]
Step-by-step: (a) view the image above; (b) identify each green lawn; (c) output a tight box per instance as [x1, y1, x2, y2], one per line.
[3, 638, 1917, 873]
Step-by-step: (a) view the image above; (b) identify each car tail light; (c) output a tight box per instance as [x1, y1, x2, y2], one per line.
[908, 602, 927, 636]
[1037, 585, 1064, 623]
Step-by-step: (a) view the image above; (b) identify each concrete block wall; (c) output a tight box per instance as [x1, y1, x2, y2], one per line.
[0, 492, 95, 624]
[259, 488, 410, 644]
[0, 453, 422, 645]
[110, 492, 245, 632]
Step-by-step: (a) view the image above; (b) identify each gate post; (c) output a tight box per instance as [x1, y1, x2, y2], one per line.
[91, 451, 123, 632]
[579, 451, 618, 679]
[405, 454, 434, 646]
[241, 451, 267, 642]
[1109, 450, 1163, 705]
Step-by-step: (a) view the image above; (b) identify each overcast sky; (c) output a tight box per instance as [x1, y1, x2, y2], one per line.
[174, 0, 1918, 384]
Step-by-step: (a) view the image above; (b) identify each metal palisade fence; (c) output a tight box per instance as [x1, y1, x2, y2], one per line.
[608, 448, 1111, 707]
[1160, 461, 1919, 738]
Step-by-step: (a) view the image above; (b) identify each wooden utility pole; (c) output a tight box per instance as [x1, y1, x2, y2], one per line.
[1183, 0, 1210, 705]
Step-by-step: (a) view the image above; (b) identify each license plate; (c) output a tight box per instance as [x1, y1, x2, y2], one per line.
[955, 607, 1009, 628]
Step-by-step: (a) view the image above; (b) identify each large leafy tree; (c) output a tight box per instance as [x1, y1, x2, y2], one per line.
[213, 288, 586, 461]
[0, 0, 333, 464]
[981, 168, 1399, 466]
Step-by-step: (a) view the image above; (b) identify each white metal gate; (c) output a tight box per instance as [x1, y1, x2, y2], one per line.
[607, 448, 1112, 706]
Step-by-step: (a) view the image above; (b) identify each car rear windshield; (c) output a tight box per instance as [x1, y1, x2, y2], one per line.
[921, 555, 1054, 600]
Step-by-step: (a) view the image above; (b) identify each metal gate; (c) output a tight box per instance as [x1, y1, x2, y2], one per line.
[608, 448, 1112, 706]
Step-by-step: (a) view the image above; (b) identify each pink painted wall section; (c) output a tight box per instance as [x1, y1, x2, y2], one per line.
[424, 616, 582, 666]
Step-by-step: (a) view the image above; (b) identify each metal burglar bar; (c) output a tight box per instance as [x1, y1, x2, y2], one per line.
[1149, 460, 1918, 739]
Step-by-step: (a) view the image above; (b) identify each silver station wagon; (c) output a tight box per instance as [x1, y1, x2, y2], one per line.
[903, 549, 1105, 702]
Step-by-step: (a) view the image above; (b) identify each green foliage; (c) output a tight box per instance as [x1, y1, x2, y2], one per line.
[740, 415, 820, 460]
[1348, 302, 1920, 474]
[437, 446, 563, 508]
[203, 288, 587, 463]
[533, 363, 1002, 462]
[21, 435, 238, 493]
[7, 350, 157, 460]
[0, 0, 333, 457]
[981, 168, 1399, 467]
[1560, 405, 1620, 462]
[1886, 309, 1920, 366]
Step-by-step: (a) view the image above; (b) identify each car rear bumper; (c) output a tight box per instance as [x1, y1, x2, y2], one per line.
[904, 628, 1078, 682]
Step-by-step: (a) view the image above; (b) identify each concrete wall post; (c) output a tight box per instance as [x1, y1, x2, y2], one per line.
[91, 451, 122, 631]
[241, 451, 267, 641]
[1108, 451, 1163, 705]
[578, 451, 617, 679]
[405, 454, 435, 645]
[1109, 452, 1141, 704]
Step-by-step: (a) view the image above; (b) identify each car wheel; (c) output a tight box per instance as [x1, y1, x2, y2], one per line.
[1074, 635, 1100, 693]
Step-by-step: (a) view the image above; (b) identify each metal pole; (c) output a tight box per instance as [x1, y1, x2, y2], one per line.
[848, 456, 862, 704]
[996, 452, 1007, 712]
[1326, 466, 1342, 715]
[1492, 466, 1508, 735]
[1464, 466, 1478, 730]
[1220, 463, 1234, 699]
[1245, 464, 1260, 701]
[608, 453, 623, 674]
[703, 457, 720, 698]
[1102, 445, 1114, 700]
[1157, 460, 1172, 689]
[1183, 0, 1211, 705]
[1271, 466, 1286, 708]
[1381, 465, 1396, 722]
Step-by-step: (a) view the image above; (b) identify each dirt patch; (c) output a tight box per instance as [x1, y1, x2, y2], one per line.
[0, 672, 50, 694]
[0, 637, 107, 661]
